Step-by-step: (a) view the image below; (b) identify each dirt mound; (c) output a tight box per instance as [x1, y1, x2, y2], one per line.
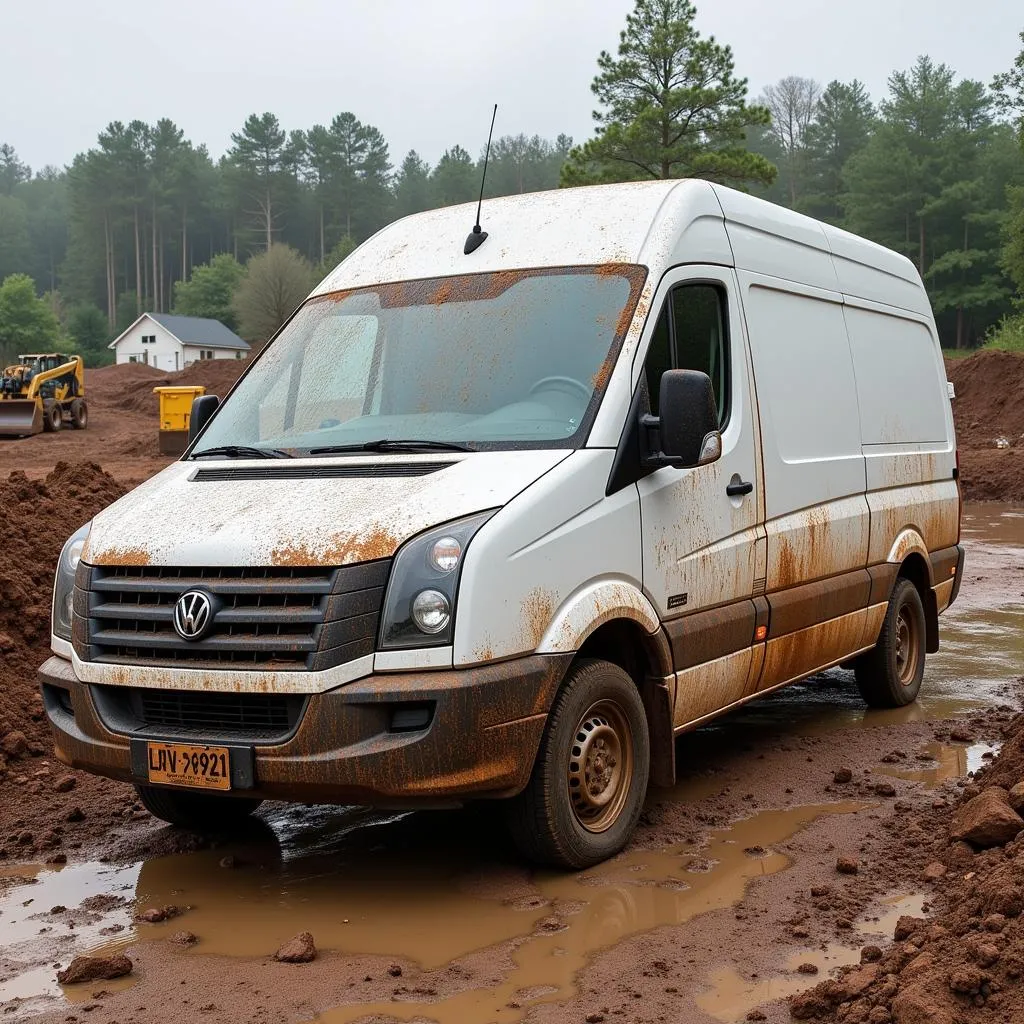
[946, 351, 1024, 451]
[791, 708, 1024, 1023]
[170, 357, 251, 392]
[86, 359, 250, 416]
[945, 350, 1024, 502]
[0, 462, 126, 745]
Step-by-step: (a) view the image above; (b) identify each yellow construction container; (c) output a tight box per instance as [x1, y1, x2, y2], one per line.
[154, 385, 206, 455]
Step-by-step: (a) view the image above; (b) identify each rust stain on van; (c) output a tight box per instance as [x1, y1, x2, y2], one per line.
[89, 545, 152, 567]
[760, 609, 867, 688]
[270, 526, 398, 567]
[522, 588, 555, 649]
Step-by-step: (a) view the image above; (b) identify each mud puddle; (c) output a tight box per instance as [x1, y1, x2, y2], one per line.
[875, 740, 1000, 786]
[0, 861, 137, 1015]
[696, 893, 931, 1022]
[311, 801, 867, 1023]
[0, 801, 865, 1022]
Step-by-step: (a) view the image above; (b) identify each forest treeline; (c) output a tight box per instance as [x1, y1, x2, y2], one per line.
[1, 0, 1022, 365]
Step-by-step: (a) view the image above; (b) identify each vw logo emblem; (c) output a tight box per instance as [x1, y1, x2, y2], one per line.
[173, 590, 215, 641]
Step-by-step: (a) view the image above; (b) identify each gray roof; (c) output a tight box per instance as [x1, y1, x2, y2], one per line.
[148, 313, 250, 351]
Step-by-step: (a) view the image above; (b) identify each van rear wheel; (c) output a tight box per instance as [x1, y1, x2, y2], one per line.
[854, 577, 926, 708]
[135, 784, 263, 831]
[505, 658, 649, 868]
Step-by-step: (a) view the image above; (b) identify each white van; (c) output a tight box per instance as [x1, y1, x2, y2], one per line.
[41, 181, 963, 867]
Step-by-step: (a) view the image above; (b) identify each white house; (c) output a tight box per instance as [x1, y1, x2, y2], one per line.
[109, 313, 250, 371]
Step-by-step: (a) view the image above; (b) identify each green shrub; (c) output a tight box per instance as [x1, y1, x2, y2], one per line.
[982, 314, 1024, 353]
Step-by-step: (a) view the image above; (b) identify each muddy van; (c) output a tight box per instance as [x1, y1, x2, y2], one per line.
[41, 181, 963, 867]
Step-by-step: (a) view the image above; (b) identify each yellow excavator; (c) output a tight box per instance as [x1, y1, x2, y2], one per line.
[0, 353, 88, 437]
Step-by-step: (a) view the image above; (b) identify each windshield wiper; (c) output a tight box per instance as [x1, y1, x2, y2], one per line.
[308, 439, 474, 455]
[190, 445, 294, 460]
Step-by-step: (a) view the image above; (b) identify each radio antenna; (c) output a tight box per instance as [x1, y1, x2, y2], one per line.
[464, 104, 498, 255]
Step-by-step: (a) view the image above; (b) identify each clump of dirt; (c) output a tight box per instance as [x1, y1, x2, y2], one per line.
[946, 351, 1024, 501]
[790, 709, 1024, 1022]
[0, 462, 139, 861]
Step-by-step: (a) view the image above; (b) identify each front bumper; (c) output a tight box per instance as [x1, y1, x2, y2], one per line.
[40, 654, 569, 805]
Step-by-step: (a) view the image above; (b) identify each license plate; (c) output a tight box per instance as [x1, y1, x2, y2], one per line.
[146, 742, 231, 791]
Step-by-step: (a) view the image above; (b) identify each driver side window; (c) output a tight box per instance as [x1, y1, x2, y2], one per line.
[643, 283, 729, 425]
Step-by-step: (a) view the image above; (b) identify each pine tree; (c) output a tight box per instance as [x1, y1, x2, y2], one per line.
[560, 0, 775, 187]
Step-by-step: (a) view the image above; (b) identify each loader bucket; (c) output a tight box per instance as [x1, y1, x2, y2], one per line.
[0, 400, 43, 437]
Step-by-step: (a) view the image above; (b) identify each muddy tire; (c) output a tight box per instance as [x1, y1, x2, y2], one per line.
[69, 398, 88, 429]
[42, 399, 62, 432]
[505, 658, 650, 868]
[134, 785, 263, 831]
[854, 577, 926, 708]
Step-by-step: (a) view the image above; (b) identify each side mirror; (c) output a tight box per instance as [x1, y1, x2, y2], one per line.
[188, 394, 220, 443]
[642, 369, 722, 469]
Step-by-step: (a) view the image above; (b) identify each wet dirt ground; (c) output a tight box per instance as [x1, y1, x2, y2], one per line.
[1, 504, 1023, 1024]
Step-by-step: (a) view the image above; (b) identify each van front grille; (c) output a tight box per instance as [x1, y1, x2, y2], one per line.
[73, 561, 391, 672]
[90, 686, 305, 743]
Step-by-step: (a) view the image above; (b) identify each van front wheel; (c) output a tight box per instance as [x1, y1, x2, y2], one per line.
[854, 577, 926, 708]
[135, 784, 263, 831]
[506, 658, 650, 868]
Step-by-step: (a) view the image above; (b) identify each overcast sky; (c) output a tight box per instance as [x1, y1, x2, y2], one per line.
[2, 0, 1021, 172]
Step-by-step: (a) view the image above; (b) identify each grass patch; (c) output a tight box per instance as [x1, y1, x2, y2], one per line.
[941, 348, 974, 359]
[982, 314, 1024, 353]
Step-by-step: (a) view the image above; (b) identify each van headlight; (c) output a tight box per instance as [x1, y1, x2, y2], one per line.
[379, 512, 494, 650]
[52, 522, 91, 644]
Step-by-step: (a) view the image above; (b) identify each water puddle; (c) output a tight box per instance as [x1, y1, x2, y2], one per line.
[960, 504, 1024, 548]
[858, 892, 930, 939]
[0, 860, 137, 1013]
[698, 891, 930, 1021]
[697, 945, 862, 1021]
[308, 801, 866, 1024]
[0, 801, 865, 1023]
[876, 740, 1000, 787]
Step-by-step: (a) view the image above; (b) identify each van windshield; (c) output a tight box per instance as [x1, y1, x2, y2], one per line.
[192, 265, 646, 456]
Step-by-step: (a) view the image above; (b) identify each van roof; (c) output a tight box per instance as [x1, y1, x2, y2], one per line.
[315, 180, 703, 293]
[314, 180, 925, 312]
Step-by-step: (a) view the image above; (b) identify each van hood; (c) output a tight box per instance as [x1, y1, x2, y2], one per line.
[83, 451, 569, 568]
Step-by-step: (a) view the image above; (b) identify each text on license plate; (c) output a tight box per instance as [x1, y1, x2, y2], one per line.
[147, 742, 231, 791]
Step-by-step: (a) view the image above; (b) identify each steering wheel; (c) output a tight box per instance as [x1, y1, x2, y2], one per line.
[528, 376, 591, 403]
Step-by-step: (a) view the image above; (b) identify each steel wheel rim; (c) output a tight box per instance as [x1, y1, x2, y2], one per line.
[895, 604, 920, 686]
[567, 699, 634, 833]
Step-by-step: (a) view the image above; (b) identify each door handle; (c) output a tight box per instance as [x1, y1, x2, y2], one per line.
[726, 479, 754, 497]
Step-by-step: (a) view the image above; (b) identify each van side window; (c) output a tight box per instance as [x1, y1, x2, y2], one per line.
[643, 284, 729, 424]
